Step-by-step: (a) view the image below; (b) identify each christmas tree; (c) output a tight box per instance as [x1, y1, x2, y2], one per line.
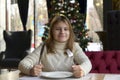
[42, 0, 92, 51]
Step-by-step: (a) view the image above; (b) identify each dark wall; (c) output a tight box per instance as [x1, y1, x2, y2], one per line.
[78, 0, 87, 14]
[102, 0, 112, 50]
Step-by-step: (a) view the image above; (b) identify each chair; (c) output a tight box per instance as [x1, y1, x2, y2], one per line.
[0, 30, 32, 69]
[107, 10, 120, 50]
[85, 51, 120, 73]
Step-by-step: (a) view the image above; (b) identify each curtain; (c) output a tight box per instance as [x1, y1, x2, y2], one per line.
[18, 0, 29, 31]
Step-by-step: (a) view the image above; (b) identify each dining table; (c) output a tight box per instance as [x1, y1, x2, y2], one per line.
[19, 73, 120, 80]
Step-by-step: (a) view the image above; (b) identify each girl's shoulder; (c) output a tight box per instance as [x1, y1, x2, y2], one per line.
[73, 42, 83, 50]
[73, 42, 79, 47]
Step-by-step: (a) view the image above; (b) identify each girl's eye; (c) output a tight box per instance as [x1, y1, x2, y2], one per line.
[55, 27, 69, 31]
[64, 28, 69, 31]
[56, 28, 60, 30]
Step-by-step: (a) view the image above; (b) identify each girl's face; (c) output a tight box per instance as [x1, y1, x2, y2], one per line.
[53, 21, 70, 43]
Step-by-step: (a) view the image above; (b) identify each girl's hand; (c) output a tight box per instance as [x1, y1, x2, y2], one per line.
[30, 64, 44, 76]
[72, 65, 84, 78]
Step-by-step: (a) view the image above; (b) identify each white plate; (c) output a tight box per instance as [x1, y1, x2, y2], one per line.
[40, 71, 73, 78]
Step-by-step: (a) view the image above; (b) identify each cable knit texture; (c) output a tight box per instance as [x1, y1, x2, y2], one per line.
[18, 41, 92, 75]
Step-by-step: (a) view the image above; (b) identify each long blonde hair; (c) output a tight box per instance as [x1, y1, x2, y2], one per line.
[46, 14, 75, 54]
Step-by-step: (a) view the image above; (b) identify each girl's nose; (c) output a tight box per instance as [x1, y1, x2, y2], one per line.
[60, 29, 65, 33]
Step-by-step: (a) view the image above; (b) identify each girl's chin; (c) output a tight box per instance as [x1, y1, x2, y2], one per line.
[57, 40, 68, 43]
[54, 38, 68, 43]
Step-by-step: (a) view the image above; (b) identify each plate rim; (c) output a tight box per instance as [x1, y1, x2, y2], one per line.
[40, 71, 73, 78]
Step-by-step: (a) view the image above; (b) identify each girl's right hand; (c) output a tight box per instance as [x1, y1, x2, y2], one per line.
[30, 64, 44, 76]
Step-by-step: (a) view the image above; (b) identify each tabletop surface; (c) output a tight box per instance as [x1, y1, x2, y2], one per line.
[19, 73, 120, 80]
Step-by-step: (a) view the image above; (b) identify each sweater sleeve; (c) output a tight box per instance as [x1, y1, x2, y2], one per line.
[73, 42, 92, 75]
[18, 43, 44, 75]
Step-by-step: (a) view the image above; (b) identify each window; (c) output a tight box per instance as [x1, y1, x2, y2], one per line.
[6, 0, 48, 50]
[86, 0, 103, 42]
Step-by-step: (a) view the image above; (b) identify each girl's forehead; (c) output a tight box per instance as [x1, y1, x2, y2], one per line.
[54, 21, 69, 26]
[54, 23, 69, 28]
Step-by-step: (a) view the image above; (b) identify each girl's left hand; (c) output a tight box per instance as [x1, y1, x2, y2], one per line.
[72, 65, 84, 78]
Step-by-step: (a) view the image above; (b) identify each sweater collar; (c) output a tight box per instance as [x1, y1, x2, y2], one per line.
[54, 41, 67, 50]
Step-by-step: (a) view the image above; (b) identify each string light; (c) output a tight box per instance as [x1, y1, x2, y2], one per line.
[70, 0, 75, 3]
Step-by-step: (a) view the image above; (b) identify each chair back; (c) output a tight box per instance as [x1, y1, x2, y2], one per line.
[107, 10, 120, 50]
[3, 30, 32, 59]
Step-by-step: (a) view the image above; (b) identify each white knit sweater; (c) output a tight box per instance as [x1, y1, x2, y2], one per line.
[18, 42, 92, 75]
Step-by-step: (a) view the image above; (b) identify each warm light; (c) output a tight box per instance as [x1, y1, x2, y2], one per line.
[39, 15, 43, 19]
[70, 0, 75, 3]
[96, 3, 100, 7]
[100, 0, 103, 4]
